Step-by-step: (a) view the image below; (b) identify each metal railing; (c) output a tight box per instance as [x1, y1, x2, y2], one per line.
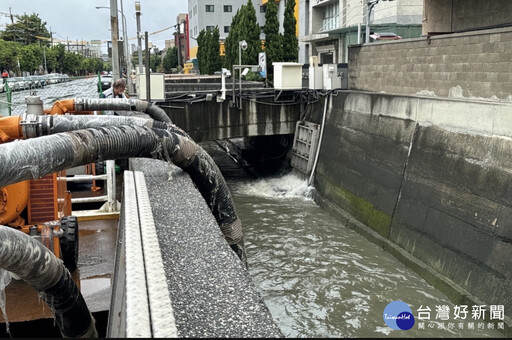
[1, 74, 102, 117]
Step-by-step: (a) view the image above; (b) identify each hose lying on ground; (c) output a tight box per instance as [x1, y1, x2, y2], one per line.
[0, 226, 97, 338]
[0, 125, 247, 267]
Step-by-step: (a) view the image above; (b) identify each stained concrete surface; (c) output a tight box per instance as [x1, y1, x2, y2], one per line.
[129, 157, 283, 338]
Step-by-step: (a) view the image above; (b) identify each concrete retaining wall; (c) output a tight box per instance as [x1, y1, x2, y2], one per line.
[308, 91, 512, 334]
[348, 26, 512, 100]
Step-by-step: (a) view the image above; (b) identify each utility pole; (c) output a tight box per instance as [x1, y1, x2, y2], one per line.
[110, 0, 120, 82]
[120, 0, 133, 93]
[176, 22, 181, 68]
[135, 2, 143, 75]
[365, 0, 394, 43]
[145, 31, 150, 102]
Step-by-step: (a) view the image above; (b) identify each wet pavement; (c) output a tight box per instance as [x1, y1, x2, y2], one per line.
[0, 172, 122, 325]
[0, 217, 118, 323]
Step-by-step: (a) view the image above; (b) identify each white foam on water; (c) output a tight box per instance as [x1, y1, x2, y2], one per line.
[233, 173, 314, 200]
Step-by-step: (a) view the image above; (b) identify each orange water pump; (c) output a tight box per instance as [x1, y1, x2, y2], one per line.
[0, 115, 77, 271]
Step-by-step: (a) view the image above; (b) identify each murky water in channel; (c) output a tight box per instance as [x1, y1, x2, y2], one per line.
[226, 173, 505, 338]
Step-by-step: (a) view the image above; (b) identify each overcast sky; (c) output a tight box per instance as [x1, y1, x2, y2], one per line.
[0, 0, 188, 52]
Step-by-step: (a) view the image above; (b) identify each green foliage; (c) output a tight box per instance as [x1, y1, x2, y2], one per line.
[283, 0, 298, 62]
[0, 13, 50, 45]
[223, 8, 241, 70]
[197, 29, 207, 74]
[263, 0, 282, 81]
[223, 0, 261, 73]
[62, 52, 83, 75]
[162, 47, 179, 72]
[19, 44, 42, 73]
[208, 27, 222, 74]
[150, 54, 161, 73]
[197, 26, 223, 75]
[238, 0, 261, 65]
[244, 70, 262, 81]
[0, 40, 18, 71]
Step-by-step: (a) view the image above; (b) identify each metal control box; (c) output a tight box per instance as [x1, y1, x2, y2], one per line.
[273, 62, 304, 90]
[138, 73, 165, 101]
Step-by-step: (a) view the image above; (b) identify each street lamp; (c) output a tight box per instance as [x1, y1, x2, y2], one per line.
[135, 1, 143, 76]
[238, 40, 247, 109]
[96, 1, 120, 81]
[96, 4, 130, 79]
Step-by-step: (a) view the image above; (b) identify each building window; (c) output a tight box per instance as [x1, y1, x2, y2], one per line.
[224, 5, 232, 12]
[193, 5, 197, 15]
[260, 5, 266, 13]
[224, 26, 230, 33]
[206, 5, 214, 12]
[321, 2, 339, 31]
[206, 26, 215, 32]
[260, 26, 264, 33]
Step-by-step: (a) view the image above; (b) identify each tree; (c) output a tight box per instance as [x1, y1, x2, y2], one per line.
[207, 26, 222, 74]
[223, 8, 241, 70]
[51, 44, 66, 73]
[0, 40, 18, 72]
[263, 0, 282, 81]
[150, 53, 161, 73]
[19, 44, 42, 74]
[0, 13, 50, 45]
[238, 0, 261, 66]
[283, 0, 298, 62]
[162, 47, 179, 72]
[197, 29, 208, 74]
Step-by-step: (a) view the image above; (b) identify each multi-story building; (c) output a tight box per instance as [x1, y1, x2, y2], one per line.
[89, 40, 103, 58]
[187, 0, 267, 59]
[300, 0, 423, 64]
[174, 13, 190, 64]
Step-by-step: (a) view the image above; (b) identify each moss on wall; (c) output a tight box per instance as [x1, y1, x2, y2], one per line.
[317, 175, 392, 238]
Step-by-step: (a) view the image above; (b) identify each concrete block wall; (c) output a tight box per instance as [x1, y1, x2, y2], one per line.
[348, 27, 512, 100]
[308, 91, 512, 335]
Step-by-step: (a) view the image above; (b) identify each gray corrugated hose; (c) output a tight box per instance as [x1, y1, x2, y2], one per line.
[74, 97, 172, 124]
[0, 124, 247, 267]
[0, 226, 97, 338]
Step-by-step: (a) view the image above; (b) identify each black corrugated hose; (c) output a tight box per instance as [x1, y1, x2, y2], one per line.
[0, 123, 247, 267]
[0, 226, 97, 338]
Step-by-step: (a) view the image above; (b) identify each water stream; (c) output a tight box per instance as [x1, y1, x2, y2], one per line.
[226, 172, 505, 338]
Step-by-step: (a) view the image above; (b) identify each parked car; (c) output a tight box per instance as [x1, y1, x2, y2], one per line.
[47, 73, 60, 84]
[16, 77, 31, 91]
[36, 75, 48, 87]
[29, 76, 41, 88]
[5, 78, 19, 91]
[0, 82, 4, 93]
[100, 75, 112, 91]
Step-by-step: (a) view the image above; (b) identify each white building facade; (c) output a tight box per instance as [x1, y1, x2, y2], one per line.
[299, 0, 423, 64]
[188, 0, 267, 58]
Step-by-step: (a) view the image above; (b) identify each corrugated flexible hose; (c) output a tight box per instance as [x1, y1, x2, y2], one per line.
[0, 124, 247, 267]
[0, 226, 97, 338]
